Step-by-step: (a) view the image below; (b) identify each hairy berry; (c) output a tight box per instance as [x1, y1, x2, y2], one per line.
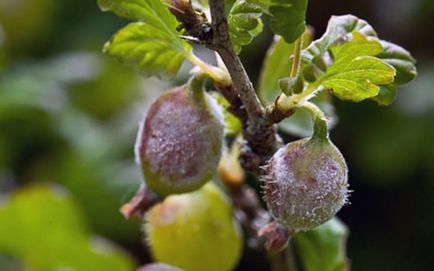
[136, 83, 223, 195]
[263, 118, 349, 231]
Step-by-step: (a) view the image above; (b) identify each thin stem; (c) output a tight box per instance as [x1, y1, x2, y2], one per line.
[301, 101, 325, 119]
[301, 101, 329, 141]
[187, 53, 231, 86]
[290, 36, 303, 78]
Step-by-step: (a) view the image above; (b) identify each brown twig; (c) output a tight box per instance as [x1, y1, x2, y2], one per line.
[207, 0, 263, 122]
[206, 0, 287, 169]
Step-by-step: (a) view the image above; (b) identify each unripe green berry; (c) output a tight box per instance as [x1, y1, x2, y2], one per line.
[145, 183, 242, 271]
[263, 118, 348, 231]
[136, 83, 224, 196]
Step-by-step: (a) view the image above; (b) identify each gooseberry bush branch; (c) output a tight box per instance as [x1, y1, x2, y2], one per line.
[98, 0, 417, 270]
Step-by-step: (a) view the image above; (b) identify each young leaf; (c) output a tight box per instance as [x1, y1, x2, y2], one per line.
[377, 41, 417, 86]
[293, 218, 349, 271]
[321, 56, 395, 102]
[100, 0, 192, 78]
[228, 0, 266, 53]
[98, 0, 172, 22]
[318, 34, 396, 102]
[267, 0, 308, 44]
[302, 15, 377, 65]
[104, 22, 191, 78]
[329, 32, 383, 63]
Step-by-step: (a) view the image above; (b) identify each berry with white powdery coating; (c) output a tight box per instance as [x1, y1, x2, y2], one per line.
[262, 117, 349, 232]
[136, 79, 224, 196]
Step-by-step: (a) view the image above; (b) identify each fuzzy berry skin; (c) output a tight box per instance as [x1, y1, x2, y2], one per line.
[136, 85, 223, 196]
[263, 135, 348, 232]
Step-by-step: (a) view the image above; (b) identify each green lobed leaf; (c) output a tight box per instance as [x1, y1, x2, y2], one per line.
[321, 57, 395, 102]
[0, 185, 135, 271]
[266, 0, 308, 44]
[302, 15, 377, 66]
[228, 0, 266, 53]
[329, 32, 383, 63]
[299, 15, 416, 105]
[100, 0, 192, 78]
[318, 33, 396, 102]
[293, 217, 349, 271]
[98, 0, 172, 22]
[377, 40, 417, 86]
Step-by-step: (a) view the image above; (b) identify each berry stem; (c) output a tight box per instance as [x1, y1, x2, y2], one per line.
[301, 101, 325, 120]
[187, 52, 231, 86]
[301, 102, 329, 142]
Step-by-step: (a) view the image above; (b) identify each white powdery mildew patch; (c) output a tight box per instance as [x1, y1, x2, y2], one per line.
[138, 87, 224, 193]
[149, 99, 206, 184]
[263, 139, 349, 232]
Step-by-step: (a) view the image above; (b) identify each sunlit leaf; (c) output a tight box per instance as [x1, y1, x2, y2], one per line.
[318, 33, 396, 102]
[99, 0, 192, 78]
[98, 0, 173, 23]
[302, 15, 377, 66]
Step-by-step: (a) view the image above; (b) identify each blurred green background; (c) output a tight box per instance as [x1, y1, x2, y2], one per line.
[0, 0, 432, 270]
